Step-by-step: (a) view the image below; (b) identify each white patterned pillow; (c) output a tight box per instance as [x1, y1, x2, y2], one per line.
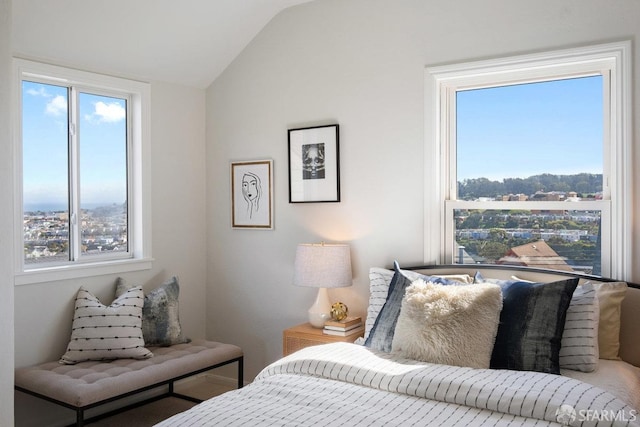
[362, 268, 395, 342]
[60, 286, 152, 364]
[559, 283, 599, 372]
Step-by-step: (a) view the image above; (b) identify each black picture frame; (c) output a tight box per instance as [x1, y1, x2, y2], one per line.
[288, 124, 340, 203]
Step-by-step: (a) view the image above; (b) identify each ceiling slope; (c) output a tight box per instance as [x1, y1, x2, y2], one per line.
[12, 0, 314, 88]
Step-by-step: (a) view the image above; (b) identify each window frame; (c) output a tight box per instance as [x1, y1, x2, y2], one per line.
[14, 59, 153, 285]
[424, 41, 631, 280]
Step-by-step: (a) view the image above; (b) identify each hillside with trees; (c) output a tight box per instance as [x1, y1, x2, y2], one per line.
[458, 173, 602, 200]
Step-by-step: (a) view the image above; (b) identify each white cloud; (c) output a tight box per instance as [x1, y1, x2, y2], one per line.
[86, 101, 126, 123]
[45, 95, 67, 116]
[26, 86, 50, 98]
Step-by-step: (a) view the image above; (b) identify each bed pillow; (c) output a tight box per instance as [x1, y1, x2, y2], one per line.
[584, 281, 627, 360]
[364, 262, 466, 352]
[363, 267, 473, 343]
[364, 268, 395, 342]
[116, 276, 190, 346]
[559, 283, 599, 372]
[392, 279, 502, 368]
[60, 286, 152, 364]
[489, 277, 579, 374]
[476, 271, 600, 371]
[513, 276, 628, 360]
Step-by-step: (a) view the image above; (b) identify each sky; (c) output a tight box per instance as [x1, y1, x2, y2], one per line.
[456, 75, 603, 182]
[22, 81, 127, 211]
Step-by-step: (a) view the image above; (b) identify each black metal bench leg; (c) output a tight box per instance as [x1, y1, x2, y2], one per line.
[237, 357, 244, 389]
[77, 408, 84, 427]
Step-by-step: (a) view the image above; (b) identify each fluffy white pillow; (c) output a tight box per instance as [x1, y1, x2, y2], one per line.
[363, 267, 475, 343]
[60, 286, 153, 364]
[392, 280, 502, 369]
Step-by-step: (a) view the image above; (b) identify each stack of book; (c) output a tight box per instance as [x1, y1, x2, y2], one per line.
[322, 316, 364, 336]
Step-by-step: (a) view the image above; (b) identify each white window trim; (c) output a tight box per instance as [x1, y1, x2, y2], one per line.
[13, 59, 153, 285]
[424, 41, 631, 280]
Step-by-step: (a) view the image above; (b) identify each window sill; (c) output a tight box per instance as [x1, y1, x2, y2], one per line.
[14, 258, 154, 286]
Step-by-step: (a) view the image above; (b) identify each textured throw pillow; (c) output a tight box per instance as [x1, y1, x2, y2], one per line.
[489, 278, 579, 374]
[392, 279, 502, 368]
[60, 286, 152, 364]
[364, 262, 466, 352]
[559, 283, 599, 372]
[116, 276, 190, 347]
[584, 281, 627, 360]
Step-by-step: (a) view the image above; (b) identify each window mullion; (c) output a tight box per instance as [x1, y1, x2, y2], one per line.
[68, 86, 81, 262]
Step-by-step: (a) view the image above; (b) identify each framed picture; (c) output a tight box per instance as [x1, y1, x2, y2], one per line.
[288, 124, 340, 203]
[231, 159, 273, 229]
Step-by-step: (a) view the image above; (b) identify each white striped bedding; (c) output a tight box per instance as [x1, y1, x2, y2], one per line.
[156, 343, 639, 426]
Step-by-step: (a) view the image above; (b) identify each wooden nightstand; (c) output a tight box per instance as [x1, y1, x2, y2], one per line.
[283, 322, 364, 356]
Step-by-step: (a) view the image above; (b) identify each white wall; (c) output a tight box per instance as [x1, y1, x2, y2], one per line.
[1, 0, 15, 425]
[13, 81, 207, 426]
[205, 0, 640, 380]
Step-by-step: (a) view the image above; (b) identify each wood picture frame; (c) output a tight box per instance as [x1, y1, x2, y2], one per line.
[231, 159, 274, 229]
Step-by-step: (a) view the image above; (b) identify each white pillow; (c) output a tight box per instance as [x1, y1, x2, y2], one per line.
[391, 279, 502, 369]
[60, 286, 153, 364]
[559, 283, 599, 372]
[363, 268, 395, 341]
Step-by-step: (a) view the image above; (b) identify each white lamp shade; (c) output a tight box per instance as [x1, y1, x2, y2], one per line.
[293, 243, 352, 328]
[293, 243, 352, 288]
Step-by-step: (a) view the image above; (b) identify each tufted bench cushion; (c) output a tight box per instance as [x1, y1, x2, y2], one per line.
[15, 340, 243, 425]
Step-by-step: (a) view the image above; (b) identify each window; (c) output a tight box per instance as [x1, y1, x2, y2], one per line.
[425, 41, 631, 279]
[15, 60, 152, 283]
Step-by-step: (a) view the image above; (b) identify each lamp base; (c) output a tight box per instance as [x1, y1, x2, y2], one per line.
[308, 287, 331, 328]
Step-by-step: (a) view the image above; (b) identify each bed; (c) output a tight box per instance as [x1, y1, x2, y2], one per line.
[156, 264, 640, 426]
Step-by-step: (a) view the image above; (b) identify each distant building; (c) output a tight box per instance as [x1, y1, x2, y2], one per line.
[497, 239, 574, 271]
[501, 193, 528, 201]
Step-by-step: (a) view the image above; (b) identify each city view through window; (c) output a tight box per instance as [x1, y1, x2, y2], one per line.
[22, 81, 128, 265]
[453, 76, 604, 274]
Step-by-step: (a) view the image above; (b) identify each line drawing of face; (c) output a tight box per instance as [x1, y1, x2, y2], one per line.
[302, 143, 325, 180]
[242, 172, 261, 218]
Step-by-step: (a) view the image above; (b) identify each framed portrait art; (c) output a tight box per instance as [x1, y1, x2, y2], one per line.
[288, 124, 340, 203]
[231, 159, 274, 229]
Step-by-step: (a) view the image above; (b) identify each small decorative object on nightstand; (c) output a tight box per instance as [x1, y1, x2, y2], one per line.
[293, 243, 352, 328]
[330, 301, 348, 321]
[283, 322, 363, 356]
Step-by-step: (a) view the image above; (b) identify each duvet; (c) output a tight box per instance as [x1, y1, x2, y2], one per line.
[156, 343, 639, 426]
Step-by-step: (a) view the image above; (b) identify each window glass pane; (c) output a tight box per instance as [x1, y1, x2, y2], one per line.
[22, 81, 70, 264]
[456, 76, 603, 200]
[454, 208, 601, 275]
[78, 92, 128, 256]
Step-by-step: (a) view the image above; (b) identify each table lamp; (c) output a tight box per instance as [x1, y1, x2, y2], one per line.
[293, 243, 352, 328]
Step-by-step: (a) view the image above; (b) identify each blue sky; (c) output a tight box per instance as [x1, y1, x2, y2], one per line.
[22, 81, 127, 210]
[456, 75, 603, 182]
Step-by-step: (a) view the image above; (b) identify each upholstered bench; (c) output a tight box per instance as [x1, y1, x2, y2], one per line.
[15, 340, 243, 427]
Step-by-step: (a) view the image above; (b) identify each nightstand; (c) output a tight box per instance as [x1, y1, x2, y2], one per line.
[283, 322, 364, 356]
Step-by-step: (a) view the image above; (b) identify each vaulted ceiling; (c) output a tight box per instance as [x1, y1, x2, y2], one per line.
[12, 0, 315, 88]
